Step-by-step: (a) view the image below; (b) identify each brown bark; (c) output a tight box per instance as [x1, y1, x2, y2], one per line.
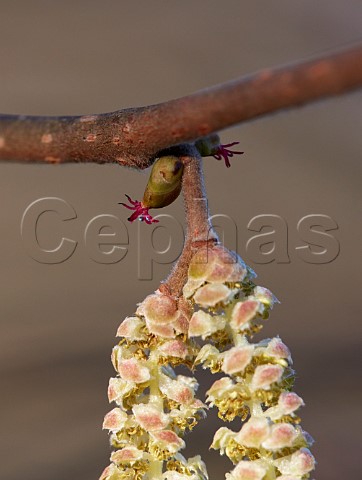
[160, 146, 218, 297]
[0, 44, 361, 169]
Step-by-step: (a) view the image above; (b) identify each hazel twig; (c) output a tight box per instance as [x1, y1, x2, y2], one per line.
[0, 44, 361, 168]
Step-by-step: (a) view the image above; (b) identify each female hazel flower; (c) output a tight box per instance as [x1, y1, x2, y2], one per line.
[120, 155, 184, 223]
[120, 194, 159, 224]
[195, 134, 244, 167]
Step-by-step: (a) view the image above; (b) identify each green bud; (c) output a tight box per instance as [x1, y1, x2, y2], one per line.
[195, 133, 220, 157]
[142, 155, 184, 209]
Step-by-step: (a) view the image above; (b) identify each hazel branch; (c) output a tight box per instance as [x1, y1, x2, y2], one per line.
[0, 44, 361, 168]
[160, 146, 218, 298]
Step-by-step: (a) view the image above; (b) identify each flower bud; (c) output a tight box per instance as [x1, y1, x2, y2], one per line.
[142, 155, 184, 209]
[195, 134, 221, 157]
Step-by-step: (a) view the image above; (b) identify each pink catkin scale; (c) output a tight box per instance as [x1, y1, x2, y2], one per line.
[102, 407, 127, 432]
[118, 358, 150, 383]
[111, 447, 143, 463]
[251, 364, 284, 390]
[279, 392, 305, 413]
[222, 346, 253, 375]
[140, 293, 178, 325]
[159, 339, 188, 358]
[133, 404, 168, 431]
[231, 300, 260, 329]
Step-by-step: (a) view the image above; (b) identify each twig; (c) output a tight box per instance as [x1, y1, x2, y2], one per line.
[160, 146, 218, 297]
[0, 44, 361, 168]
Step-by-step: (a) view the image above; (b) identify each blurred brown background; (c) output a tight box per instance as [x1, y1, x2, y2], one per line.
[0, 1, 361, 479]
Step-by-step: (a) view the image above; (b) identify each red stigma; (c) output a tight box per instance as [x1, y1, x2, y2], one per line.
[119, 194, 159, 224]
[213, 142, 244, 168]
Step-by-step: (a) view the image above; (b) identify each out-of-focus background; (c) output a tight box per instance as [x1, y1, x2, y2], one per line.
[0, 1, 361, 479]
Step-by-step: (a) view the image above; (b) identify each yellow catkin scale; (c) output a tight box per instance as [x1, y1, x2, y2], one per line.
[142, 155, 184, 209]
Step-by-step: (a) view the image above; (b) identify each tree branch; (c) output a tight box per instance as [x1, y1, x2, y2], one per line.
[160, 146, 217, 298]
[0, 44, 361, 168]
